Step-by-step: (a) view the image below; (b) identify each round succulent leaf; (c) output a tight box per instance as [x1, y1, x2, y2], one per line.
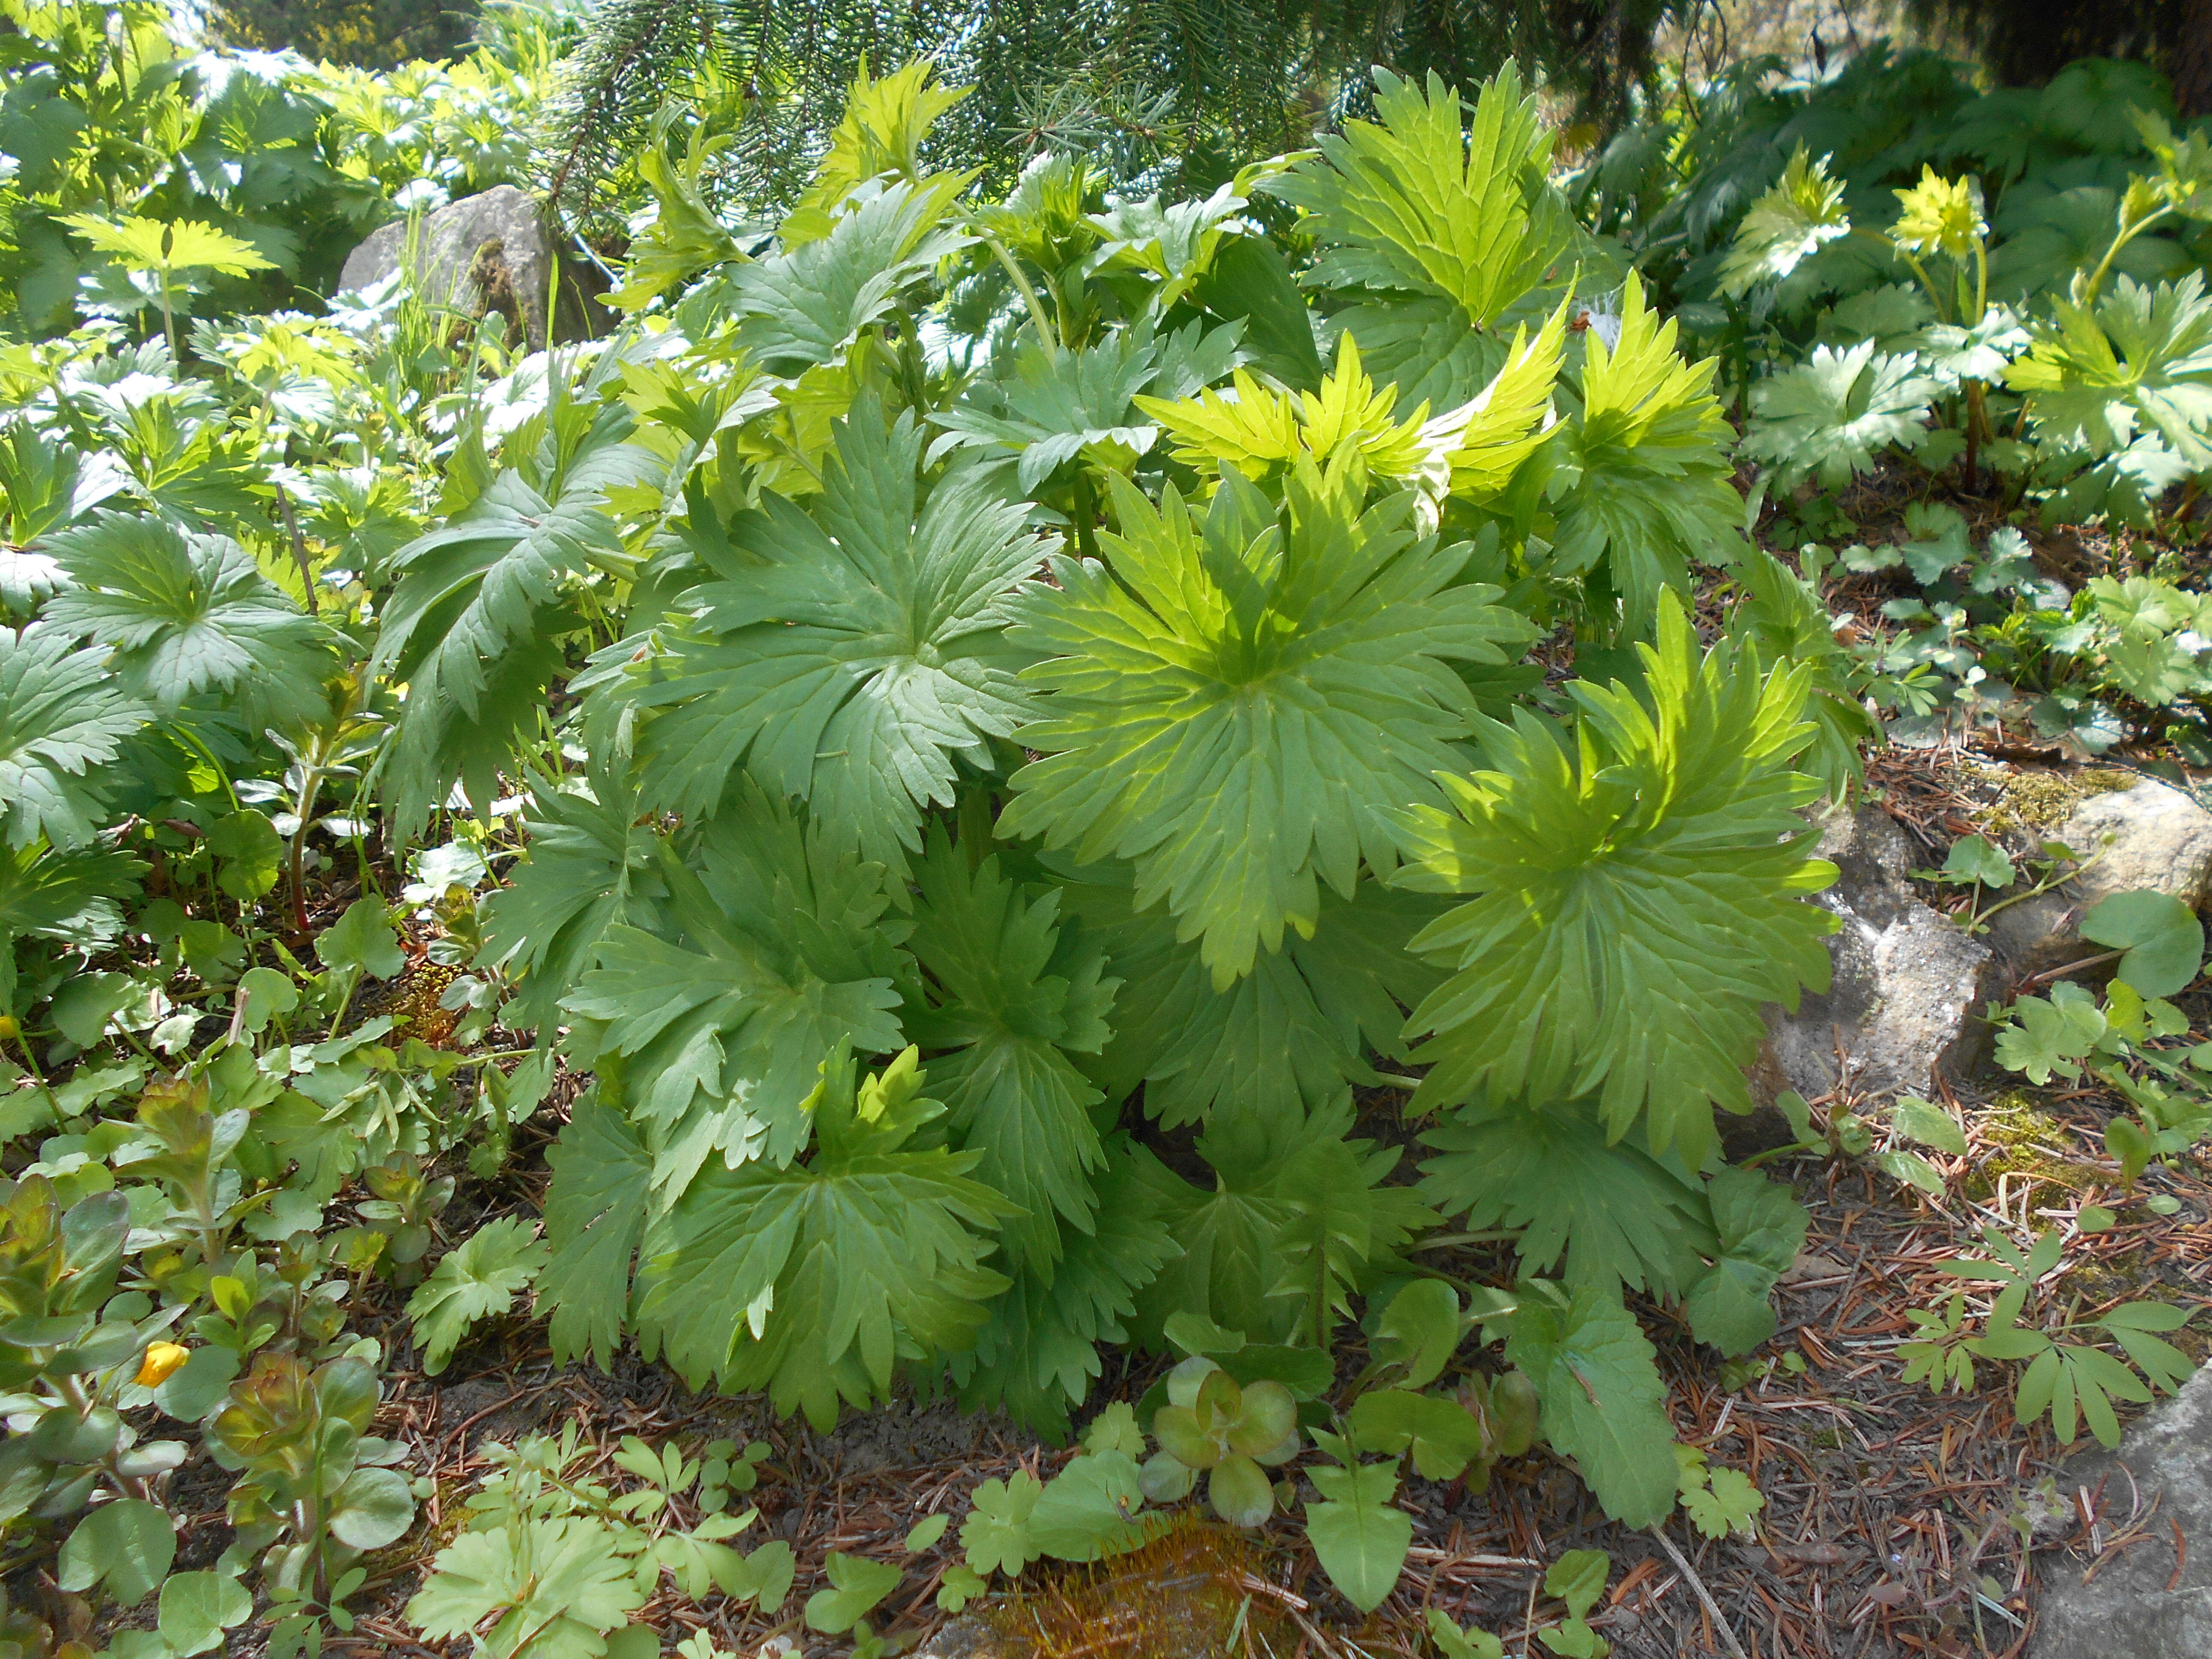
[1481, 1369, 1541, 1458]
[1193, 1364, 1244, 1432]
[1164, 1353, 1221, 1410]
[1152, 1404, 1224, 1470]
[1208, 1453, 1275, 1527]
[1140, 1448, 1198, 1502]
[1225, 1379, 1297, 1458]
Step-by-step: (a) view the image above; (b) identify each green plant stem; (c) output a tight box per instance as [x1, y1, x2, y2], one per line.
[1410, 1230, 1525, 1251]
[2080, 204, 2173, 304]
[978, 233, 1059, 362]
[175, 723, 243, 815]
[1071, 465, 1101, 563]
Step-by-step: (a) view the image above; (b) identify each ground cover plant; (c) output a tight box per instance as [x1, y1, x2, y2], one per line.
[1, 5, 2211, 1655]
[1577, 47, 2212, 761]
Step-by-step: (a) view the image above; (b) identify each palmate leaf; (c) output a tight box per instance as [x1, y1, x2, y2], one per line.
[1002, 460, 1538, 988]
[1548, 275, 1744, 635]
[1719, 147, 1850, 296]
[0, 424, 129, 552]
[58, 214, 276, 277]
[781, 60, 972, 244]
[1264, 66, 1586, 407]
[1056, 863, 1449, 1147]
[1135, 319, 1561, 504]
[0, 839, 142, 950]
[619, 402, 1045, 877]
[933, 320, 1243, 492]
[631, 1045, 1015, 1430]
[1725, 550, 1875, 802]
[478, 760, 672, 1036]
[537, 1087, 654, 1372]
[1269, 1133, 1440, 1343]
[562, 778, 913, 1197]
[1124, 1106, 1430, 1345]
[1137, 331, 1433, 484]
[1418, 1094, 1714, 1297]
[406, 1516, 645, 1659]
[40, 510, 340, 728]
[406, 1216, 550, 1376]
[1681, 1167, 1807, 1357]
[0, 625, 149, 851]
[2011, 272, 2212, 468]
[906, 826, 1117, 1277]
[1740, 342, 1940, 489]
[948, 1137, 1181, 1434]
[730, 173, 976, 374]
[1392, 596, 1838, 1164]
[372, 404, 658, 836]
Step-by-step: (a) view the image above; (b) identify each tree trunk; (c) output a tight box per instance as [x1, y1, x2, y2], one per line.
[2176, 0, 2212, 118]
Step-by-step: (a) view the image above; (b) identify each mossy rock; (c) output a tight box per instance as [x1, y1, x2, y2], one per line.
[1962, 1089, 2099, 1202]
[1972, 765, 2135, 842]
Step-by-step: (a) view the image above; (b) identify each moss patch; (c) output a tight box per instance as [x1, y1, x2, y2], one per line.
[1975, 766, 2134, 840]
[1964, 1090, 2098, 1201]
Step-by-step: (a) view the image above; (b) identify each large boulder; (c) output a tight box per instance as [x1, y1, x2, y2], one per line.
[2029, 1360, 2212, 1658]
[1983, 775, 2212, 978]
[337, 186, 607, 351]
[1756, 805, 1999, 1106]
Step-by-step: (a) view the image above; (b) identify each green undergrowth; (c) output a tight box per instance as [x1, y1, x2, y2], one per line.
[2, 8, 2211, 1656]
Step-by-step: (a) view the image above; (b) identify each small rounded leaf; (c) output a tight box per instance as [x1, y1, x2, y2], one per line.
[1225, 1379, 1297, 1458]
[1164, 1354, 1220, 1410]
[1139, 1449, 1197, 1503]
[1207, 1453, 1274, 1528]
[1374, 1279, 1462, 1389]
[328, 1465, 415, 1550]
[2082, 890, 2206, 1000]
[158, 1571, 253, 1656]
[59, 1498, 174, 1606]
[1151, 1404, 1223, 1471]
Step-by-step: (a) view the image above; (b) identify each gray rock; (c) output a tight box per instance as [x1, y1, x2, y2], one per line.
[338, 185, 606, 350]
[1984, 778, 2212, 978]
[2029, 1359, 2212, 1659]
[1758, 805, 1999, 1103]
[910, 1618, 1011, 1659]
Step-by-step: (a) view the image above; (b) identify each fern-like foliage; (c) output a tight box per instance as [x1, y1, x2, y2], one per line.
[1001, 460, 1538, 987]
[1392, 595, 1838, 1164]
[630, 1043, 1015, 1429]
[561, 778, 914, 1194]
[614, 401, 1045, 876]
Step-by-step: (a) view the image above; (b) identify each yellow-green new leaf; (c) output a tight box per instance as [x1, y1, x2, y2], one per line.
[1004, 462, 1538, 988]
[61, 214, 276, 276]
[1392, 596, 1837, 1164]
[1719, 148, 1849, 296]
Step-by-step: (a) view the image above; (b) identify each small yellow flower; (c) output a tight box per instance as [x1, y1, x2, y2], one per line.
[1891, 167, 1987, 259]
[0, 1015, 18, 1039]
[135, 1342, 190, 1388]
